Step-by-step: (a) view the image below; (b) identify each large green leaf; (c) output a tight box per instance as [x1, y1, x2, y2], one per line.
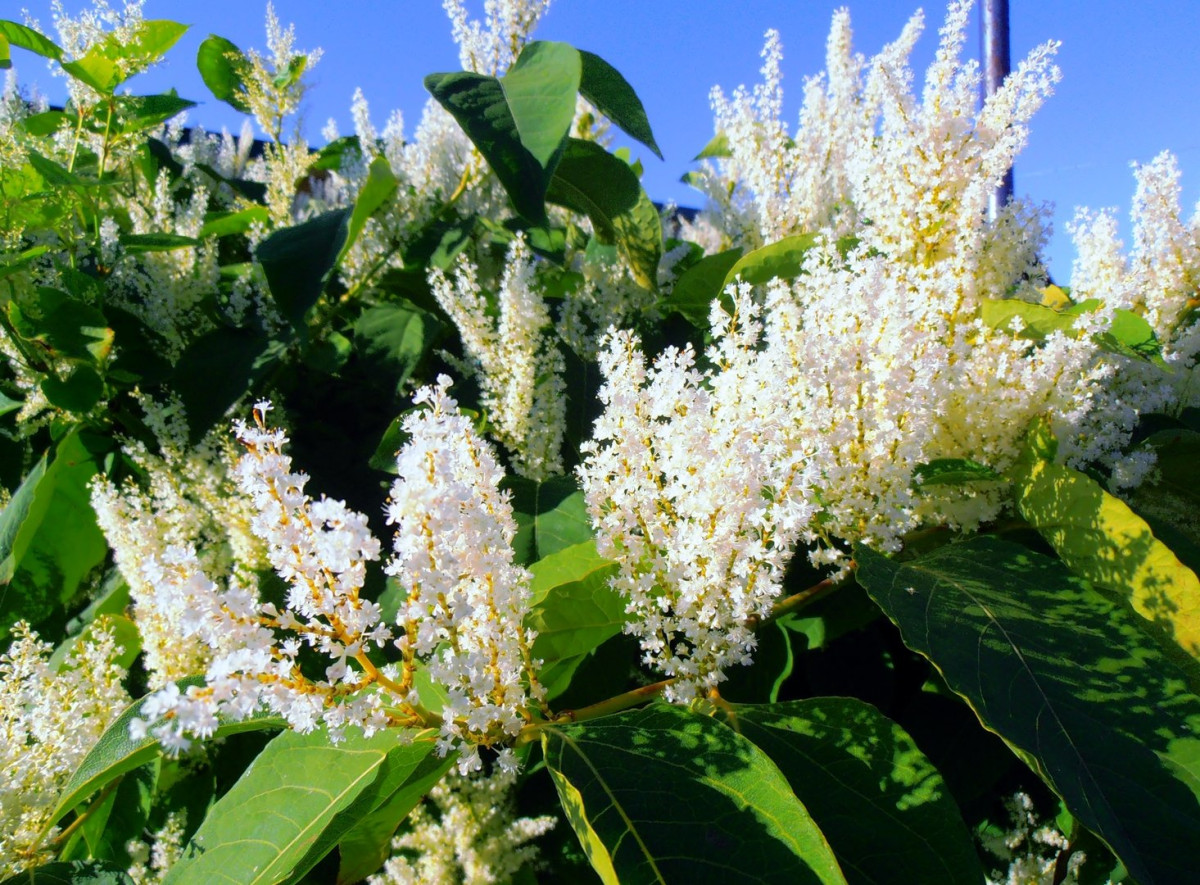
[50, 676, 286, 827]
[196, 34, 251, 113]
[578, 50, 662, 159]
[981, 298, 1165, 365]
[542, 704, 847, 885]
[660, 246, 742, 327]
[501, 41, 580, 169]
[527, 540, 622, 699]
[163, 728, 441, 885]
[547, 138, 662, 289]
[337, 155, 398, 265]
[506, 473, 594, 565]
[424, 70, 551, 223]
[717, 699, 984, 885]
[352, 302, 444, 399]
[1010, 428, 1200, 659]
[334, 750, 456, 885]
[0, 431, 106, 636]
[256, 209, 350, 327]
[7, 287, 113, 362]
[0, 20, 63, 63]
[856, 538, 1200, 885]
[171, 328, 282, 442]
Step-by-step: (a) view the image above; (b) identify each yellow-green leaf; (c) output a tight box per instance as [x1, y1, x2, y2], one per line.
[1011, 434, 1200, 659]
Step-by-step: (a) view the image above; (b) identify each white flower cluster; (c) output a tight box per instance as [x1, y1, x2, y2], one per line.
[387, 376, 543, 774]
[1069, 151, 1200, 414]
[694, 0, 1061, 260]
[91, 398, 265, 687]
[578, 291, 823, 702]
[443, 0, 552, 76]
[125, 810, 187, 885]
[0, 622, 130, 878]
[129, 388, 543, 773]
[130, 401, 400, 753]
[430, 236, 567, 480]
[370, 767, 555, 885]
[980, 792, 1087, 885]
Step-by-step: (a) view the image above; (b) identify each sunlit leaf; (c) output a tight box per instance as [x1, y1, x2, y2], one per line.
[718, 699, 984, 885]
[543, 704, 847, 884]
[857, 538, 1200, 884]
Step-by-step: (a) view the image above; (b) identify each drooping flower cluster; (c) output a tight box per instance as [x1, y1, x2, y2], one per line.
[386, 376, 543, 773]
[430, 236, 567, 479]
[370, 767, 556, 885]
[0, 622, 130, 878]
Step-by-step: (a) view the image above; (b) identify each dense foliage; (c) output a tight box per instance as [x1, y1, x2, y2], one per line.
[1, 1, 1198, 883]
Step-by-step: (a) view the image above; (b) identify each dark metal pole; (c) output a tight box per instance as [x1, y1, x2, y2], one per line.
[982, 0, 1013, 218]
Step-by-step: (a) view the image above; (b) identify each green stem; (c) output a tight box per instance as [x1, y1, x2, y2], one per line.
[551, 678, 672, 725]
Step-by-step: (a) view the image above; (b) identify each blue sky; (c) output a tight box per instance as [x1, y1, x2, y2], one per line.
[14, 1, 1200, 282]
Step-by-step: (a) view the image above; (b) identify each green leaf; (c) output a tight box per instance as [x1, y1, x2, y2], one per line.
[196, 35, 251, 113]
[337, 155, 398, 265]
[119, 20, 188, 68]
[27, 150, 86, 188]
[0, 20, 63, 62]
[578, 50, 662, 159]
[506, 474, 594, 565]
[542, 704, 847, 885]
[50, 676, 285, 827]
[547, 138, 662, 289]
[913, 458, 1001, 487]
[661, 247, 742, 326]
[199, 206, 271, 239]
[108, 91, 196, 134]
[0, 431, 106, 637]
[723, 233, 819, 289]
[119, 232, 201, 252]
[0, 860, 133, 884]
[79, 760, 158, 867]
[8, 287, 113, 362]
[425, 70, 551, 223]
[368, 415, 408, 474]
[1127, 428, 1200, 555]
[856, 538, 1200, 885]
[171, 328, 281, 442]
[1011, 433, 1200, 659]
[41, 364, 102, 412]
[502, 41, 581, 169]
[0, 453, 48, 585]
[309, 135, 362, 172]
[526, 540, 622, 699]
[353, 302, 444, 399]
[981, 299, 1165, 365]
[718, 699, 985, 885]
[61, 50, 121, 94]
[334, 750, 456, 885]
[256, 209, 350, 327]
[164, 728, 441, 885]
[693, 131, 731, 161]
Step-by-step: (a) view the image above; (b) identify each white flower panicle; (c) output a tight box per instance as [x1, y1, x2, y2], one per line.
[443, 0, 552, 75]
[1, 623, 130, 878]
[694, 0, 1061, 259]
[578, 290, 824, 702]
[370, 767, 556, 885]
[90, 395, 265, 687]
[386, 377, 543, 774]
[131, 401, 401, 752]
[430, 235, 567, 480]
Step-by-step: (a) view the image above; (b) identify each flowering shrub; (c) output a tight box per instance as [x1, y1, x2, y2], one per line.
[1, 0, 1198, 882]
